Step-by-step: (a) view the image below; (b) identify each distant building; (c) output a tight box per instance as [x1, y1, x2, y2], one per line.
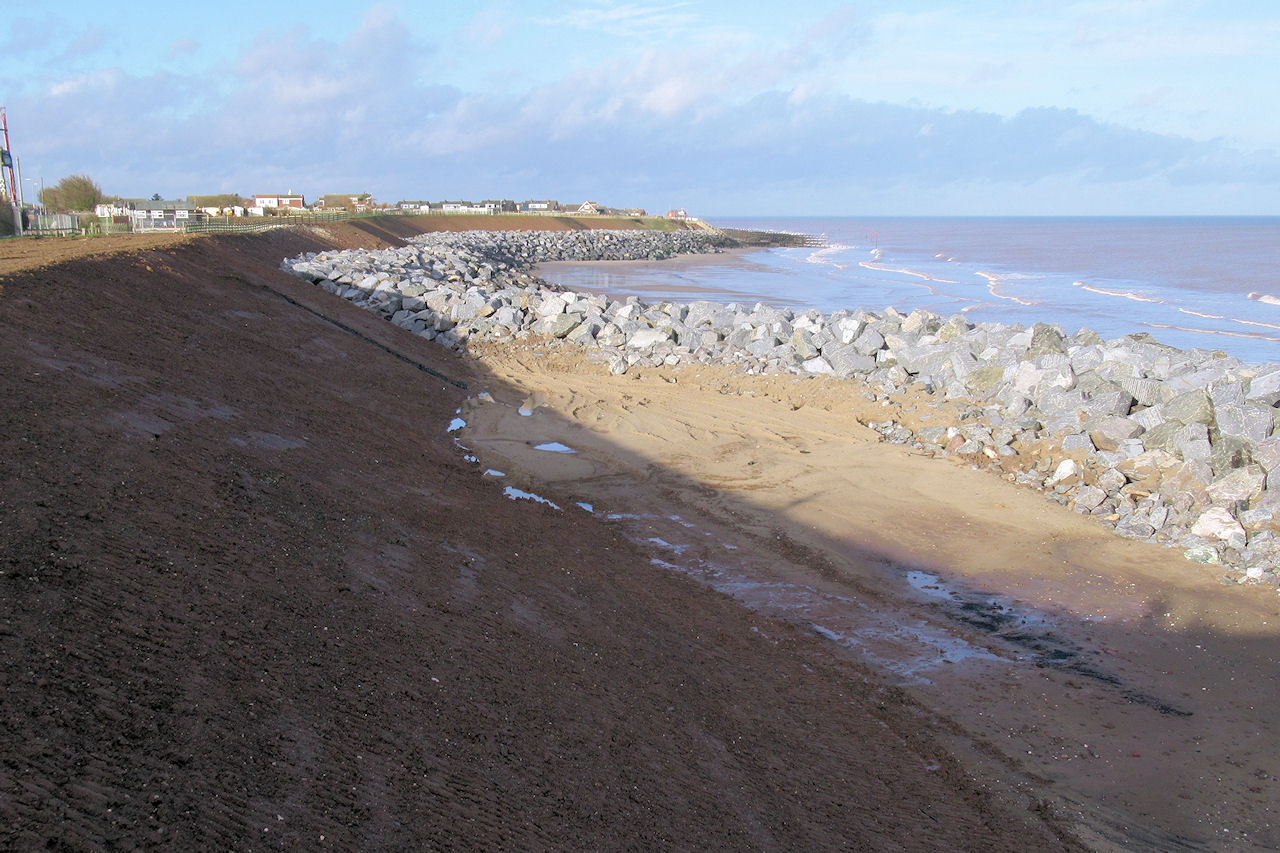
[94, 199, 142, 218]
[441, 200, 496, 215]
[125, 199, 198, 231]
[577, 201, 600, 214]
[665, 208, 690, 219]
[188, 194, 245, 212]
[317, 193, 373, 211]
[196, 205, 245, 217]
[253, 193, 305, 210]
[520, 199, 560, 213]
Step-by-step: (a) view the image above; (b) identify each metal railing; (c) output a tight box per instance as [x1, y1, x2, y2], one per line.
[23, 211, 83, 236]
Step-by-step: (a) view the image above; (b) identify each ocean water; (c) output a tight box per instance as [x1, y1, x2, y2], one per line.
[539, 216, 1280, 367]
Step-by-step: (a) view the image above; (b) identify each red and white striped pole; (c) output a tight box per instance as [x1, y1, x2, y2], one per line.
[1, 108, 18, 204]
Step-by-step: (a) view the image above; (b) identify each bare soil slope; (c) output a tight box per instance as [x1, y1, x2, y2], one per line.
[0, 223, 1076, 849]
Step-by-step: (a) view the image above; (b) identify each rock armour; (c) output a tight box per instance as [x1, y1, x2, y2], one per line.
[284, 229, 1280, 584]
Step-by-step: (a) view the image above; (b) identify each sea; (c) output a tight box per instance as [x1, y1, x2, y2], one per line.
[538, 216, 1280, 367]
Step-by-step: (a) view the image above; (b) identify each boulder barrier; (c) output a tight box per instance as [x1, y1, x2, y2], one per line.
[283, 229, 1280, 586]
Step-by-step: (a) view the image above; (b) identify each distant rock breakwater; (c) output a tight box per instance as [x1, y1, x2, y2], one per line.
[283, 228, 1280, 585]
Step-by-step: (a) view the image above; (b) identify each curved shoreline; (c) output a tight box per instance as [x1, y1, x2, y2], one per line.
[285, 228, 1280, 585]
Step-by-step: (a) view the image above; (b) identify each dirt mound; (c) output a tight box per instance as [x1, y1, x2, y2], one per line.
[0, 226, 1077, 848]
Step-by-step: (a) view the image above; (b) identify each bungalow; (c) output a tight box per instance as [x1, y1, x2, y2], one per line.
[398, 200, 432, 211]
[94, 199, 144, 218]
[126, 200, 198, 232]
[577, 201, 600, 214]
[317, 193, 373, 212]
[198, 205, 246, 217]
[520, 199, 560, 213]
[441, 200, 495, 215]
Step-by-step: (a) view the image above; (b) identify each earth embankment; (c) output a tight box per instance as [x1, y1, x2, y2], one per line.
[0, 222, 1076, 849]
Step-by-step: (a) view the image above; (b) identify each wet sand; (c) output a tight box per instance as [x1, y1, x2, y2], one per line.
[459, 340, 1280, 851]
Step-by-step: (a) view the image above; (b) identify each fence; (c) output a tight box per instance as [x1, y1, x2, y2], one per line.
[22, 211, 83, 236]
[1, 208, 400, 238]
[5, 207, 692, 239]
[92, 219, 135, 235]
[181, 209, 397, 234]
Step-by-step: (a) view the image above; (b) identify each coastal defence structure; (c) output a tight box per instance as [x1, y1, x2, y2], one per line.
[283, 228, 1280, 584]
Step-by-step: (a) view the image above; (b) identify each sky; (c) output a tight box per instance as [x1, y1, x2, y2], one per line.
[2, 0, 1278, 215]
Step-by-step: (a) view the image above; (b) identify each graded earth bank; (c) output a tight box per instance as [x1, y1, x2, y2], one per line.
[0, 222, 1074, 850]
[284, 228, 1280, 583]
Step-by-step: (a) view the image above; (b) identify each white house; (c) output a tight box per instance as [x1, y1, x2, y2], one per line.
[441, 201, 495, 215]
[253, 193, 305, 209]
[127, 200, 198, 231]
[94, 199, 146, 218]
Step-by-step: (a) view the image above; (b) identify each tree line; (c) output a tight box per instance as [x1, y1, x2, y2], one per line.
[35, 175, 248, 213]
[37, 174, 105, 212]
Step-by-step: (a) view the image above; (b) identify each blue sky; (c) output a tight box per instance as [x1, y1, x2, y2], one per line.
[2, 1, 1278, 215]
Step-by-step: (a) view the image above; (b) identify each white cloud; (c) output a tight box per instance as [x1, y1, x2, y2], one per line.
[47, 68, 123, 98]
[545, 1, 701, 39]
[6, 2, 1277, 214]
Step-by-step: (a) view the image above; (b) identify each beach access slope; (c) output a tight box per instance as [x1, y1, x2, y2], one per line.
[0, 220, 1076, 849]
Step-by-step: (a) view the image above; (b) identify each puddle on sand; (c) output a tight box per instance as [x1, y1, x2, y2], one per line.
[502, 486, 561, 510]
[686, 558, 1000, 683]
[534, 442, 576, 453]
[598, 507, 1192, 711]
[644, 537, 689, 554]
[461, 425, 1189, 710]
[900, 568, 1192, 716]
[623, 518, 1001, 684]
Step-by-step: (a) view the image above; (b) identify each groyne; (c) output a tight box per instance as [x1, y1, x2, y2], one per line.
[283, 228, 1280, 584]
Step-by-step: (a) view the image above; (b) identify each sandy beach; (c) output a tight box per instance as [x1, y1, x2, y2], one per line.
[458, 331, 1280, 848]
